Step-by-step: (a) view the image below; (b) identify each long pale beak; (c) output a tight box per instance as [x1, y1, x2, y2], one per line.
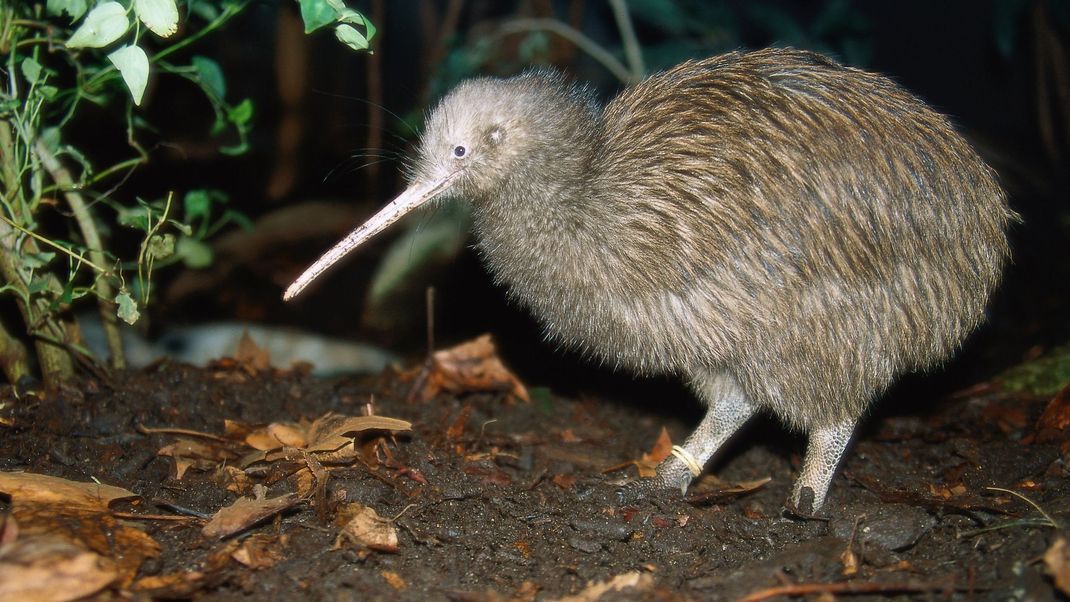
[283, 173, 459, 301]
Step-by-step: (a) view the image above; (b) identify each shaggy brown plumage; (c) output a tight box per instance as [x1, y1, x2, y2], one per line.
[287, 48, 1015, 513]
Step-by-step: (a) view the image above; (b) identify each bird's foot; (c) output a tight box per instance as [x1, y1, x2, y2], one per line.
[615, 457, 695, 504]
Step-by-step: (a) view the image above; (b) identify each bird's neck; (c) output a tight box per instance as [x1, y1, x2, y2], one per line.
[469, 114, 619, 299]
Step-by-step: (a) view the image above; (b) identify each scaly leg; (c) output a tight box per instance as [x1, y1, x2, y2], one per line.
[618, 370, 756, 502]
[788, 418, 856, 515]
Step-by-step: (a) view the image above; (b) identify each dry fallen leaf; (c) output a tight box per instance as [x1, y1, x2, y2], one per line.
[305, 413, 412, 453]
[157, 438, 239, 480]
[0, 473, 160, 589]
[235, 330, 272, 372]
[201, 486, 300, 539]
[1033, 384, 1070, 444]
[638, 427, 674, 477]
[214, 465, 254, 495]
[334, 502, 398, 551]
[552, 474, 577, 490]
[231, 533, 285, 569]
[1045, 537, 1070, 596]
[293, 467, 317, 498]
[245, 421, 309, 451]
[557, 571, 654, 602]
[411, 334, 529, 402]
[685, 476, 772, 505]
[515, 580, 540, 601]
[0, 472, 137, 511]
[381, 569, 407, 590]
[132, 570, 206, 597]
[0, 536, 118, 602]
[446, 404, 473, 441]
[0, 514, 17, 546]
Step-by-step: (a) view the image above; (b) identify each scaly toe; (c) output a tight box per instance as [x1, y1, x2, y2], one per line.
[615, 461, 695, 504]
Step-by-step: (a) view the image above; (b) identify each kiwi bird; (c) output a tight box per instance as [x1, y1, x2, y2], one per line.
[285, 48, 1014, 514]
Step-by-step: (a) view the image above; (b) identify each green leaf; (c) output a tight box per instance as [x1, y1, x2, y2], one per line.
[21, 58, 42, 85]
[115, 291, 140, 325]
[134, 0, 180, 38]
[66, 2, 130, 48]
[336, 9, 375, 41]
[168, 221, 193, 236]
[47, 0, 88, 21]
[219, 140, 249, 156]
[188, 0, 219, 21]
[22, 251, 56, 269]
[183, 189, 213, 222]
[227, 98, 254, 126]
[361, 13, 375, 41]
[146, 233, 175, 260]
[191, 56, 226, 98]
[28, 277, 50, 296]
[38, 85, 60, 100]
[58, 280, 76, 306]
[175, 236, 213, 269]
[107, 44, 150, 106]
[219, 208, 253, 232]
[334, 23, 368, 51]
[298, 0, 335, 33]
[117, 205, 151, 231]
[999, 345, 1070, 396]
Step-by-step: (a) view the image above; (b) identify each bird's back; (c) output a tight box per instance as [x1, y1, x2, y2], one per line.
[582, 48, 1012, 425]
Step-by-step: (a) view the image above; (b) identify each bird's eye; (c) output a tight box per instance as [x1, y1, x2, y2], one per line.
[453, 145, 467, 158]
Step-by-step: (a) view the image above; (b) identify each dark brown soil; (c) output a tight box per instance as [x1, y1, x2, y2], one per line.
[1, 358, 1067, 601]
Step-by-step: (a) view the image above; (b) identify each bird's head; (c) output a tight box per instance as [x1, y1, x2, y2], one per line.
[284, 70, 598, 301]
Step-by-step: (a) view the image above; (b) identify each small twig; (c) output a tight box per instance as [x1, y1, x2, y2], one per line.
[33, 138, 124, 368]
[150, 499, 214, 520]
[389, 503, 417, 522]
[957, 517, 1058, 538]
[738, 578, 962, 602]
[476, 418, 497, 447]
[137, 423, 230, 443]
[110, 512, 200, 522]
[425, 286, 435, 357]
[986, 486, 1060, 528]
[0, 215, 111, 276]
[135, 191, 174, 308]
[405, 286, 437, 402]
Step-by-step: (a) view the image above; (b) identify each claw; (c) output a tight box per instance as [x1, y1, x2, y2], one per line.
[783, 486, 830, 521]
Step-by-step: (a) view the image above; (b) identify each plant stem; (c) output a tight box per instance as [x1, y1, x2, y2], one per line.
[495, 18, 638, 84]
[0, 119, 75, 384]
[0, 220, 74, 384]
[0, 215, 113, 276]
[33, 139, 125, 369]
[608, 0, 645, 80]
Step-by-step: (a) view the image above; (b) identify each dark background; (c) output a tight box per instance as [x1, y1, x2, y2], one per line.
[76, 0, 1069, 402]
